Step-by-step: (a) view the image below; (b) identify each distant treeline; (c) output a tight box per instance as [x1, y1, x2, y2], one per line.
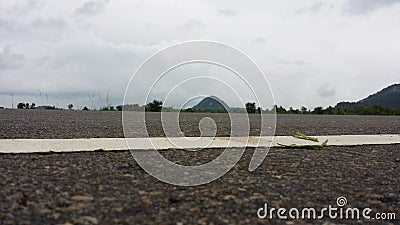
[122, 102, 400, 115]
[272, 105, 400, 116]
[8, 100, 400, 116]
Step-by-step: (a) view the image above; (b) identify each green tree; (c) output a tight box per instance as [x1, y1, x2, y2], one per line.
[82, 106, 89, 111]
[245, 102, 256, 114]
[257, 107, 262, 114]
[324, 106, 334, 114]
[301, 106, 307, 114]
[30, 103, 36, 109]
[146, 100, 163, 112]
[313, 106, 324, 114]
[288, 107, 300, 114]
[273, 105, 287, 114]
[25, 103, 30, 109]
[17, 102, 25, 109]
[68, 104, 73, 110]
[116, 105, 123, 111]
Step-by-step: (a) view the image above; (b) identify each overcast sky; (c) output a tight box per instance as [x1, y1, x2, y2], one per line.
[0, 0, 399, 109]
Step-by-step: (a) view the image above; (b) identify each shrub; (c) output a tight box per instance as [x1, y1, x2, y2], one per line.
[245, 102, 256, 114]
[146, 100, 163, 112]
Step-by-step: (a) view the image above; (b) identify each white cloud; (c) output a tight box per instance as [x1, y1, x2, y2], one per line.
[179, 20, 205, 30]
[318, 84, 336, 97]
[252, 37, 267, 44]
[344, 0, 400, 14]
[0, 46, 26, 69]
[217, 9, 237, 17]
[74, 0, 109, 16]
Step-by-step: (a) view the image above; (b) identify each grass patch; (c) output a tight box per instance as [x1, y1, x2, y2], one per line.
[293, 131, 319, 142]
[277, 131, 328, 150]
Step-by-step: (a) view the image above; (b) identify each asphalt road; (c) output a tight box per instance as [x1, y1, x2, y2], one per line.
[1, 109, 400, 139]
[0, 109, 399, 224]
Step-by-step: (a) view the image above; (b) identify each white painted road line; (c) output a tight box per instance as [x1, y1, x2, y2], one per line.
[0, 134, 399, 153]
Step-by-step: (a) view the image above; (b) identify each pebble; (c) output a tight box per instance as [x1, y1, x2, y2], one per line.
[77, 216, 99, 225]
[71, 195, 94, 201]
[34, 189, 43, 196]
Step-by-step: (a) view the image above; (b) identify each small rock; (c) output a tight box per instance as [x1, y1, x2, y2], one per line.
[250, 192, 265, 200]
[150, 191, 162, 195]
[198, 217, 208, 224]
[122, 173, 134, 178]
[35, 189, 43, 196]
[138, 190, 146, 195]
[65, 203, 83, 211]
[71, 195, 94, 201]
[223, 195, 236, 200]
[39, 207, 51, 214]
[52, 212, 60, 220]
[142, 198, 152, 206]
[78, 216, 99, 225]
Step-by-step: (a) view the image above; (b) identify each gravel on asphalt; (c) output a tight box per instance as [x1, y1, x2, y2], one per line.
[0, 109, 399, 224]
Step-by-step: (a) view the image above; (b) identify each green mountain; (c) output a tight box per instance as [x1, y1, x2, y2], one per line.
[192, 96, 229, 111]
[336, 83, 400, 109]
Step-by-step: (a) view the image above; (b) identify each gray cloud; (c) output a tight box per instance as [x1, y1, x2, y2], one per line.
[75, 0, 109, 15]
[32, 17, 67, 29]
[179, 20, 205, 30]
[276, 60, 307, 66]
[292, 1, 333, 15]
[0, 18, 25, 33]
[10, 0, 41, 15]
[318, 84, 336, 97]
[252, 37, 267, 44]
[0, 46, 25, 69]
[344, 0, 400, 14]
[308, 1, 327, 12]
[217, 9, 236, 17]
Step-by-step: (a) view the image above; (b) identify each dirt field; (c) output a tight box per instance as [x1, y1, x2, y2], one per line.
[0, 109, 399, 224]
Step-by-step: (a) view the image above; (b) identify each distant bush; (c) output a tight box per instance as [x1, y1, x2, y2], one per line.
[245, 102, 256, 114]
[146, 100, 163, 112]
[17, 102, 36, 109]
[44, 106, 56, 110]
[17, 102, 25, 109]
[100, 106, 116, 111]
[268, 104, 400, 116]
